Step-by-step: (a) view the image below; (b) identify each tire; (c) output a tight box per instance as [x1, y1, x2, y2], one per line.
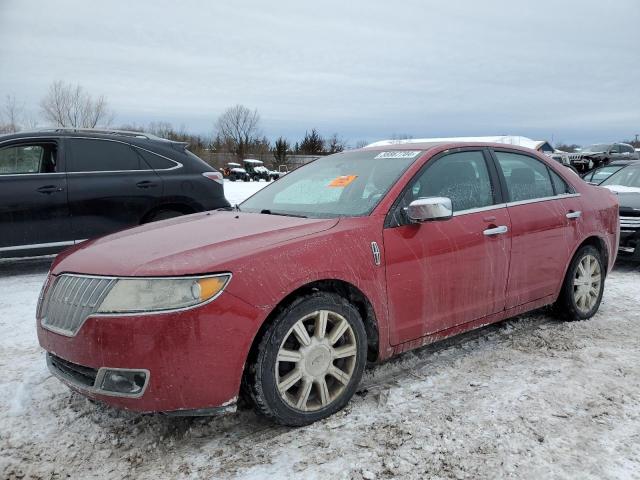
[246, 292, 367, 426]
[553, 245, 605, 321]
[145, 209, 184, 223]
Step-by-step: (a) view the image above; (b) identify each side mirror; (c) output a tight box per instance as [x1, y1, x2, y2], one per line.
[406, 197, 453, 223]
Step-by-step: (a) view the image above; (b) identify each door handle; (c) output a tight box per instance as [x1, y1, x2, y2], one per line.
[136, 181, 157, 189]
[483, 225, 508, 236]
[37, 185, 64, 194]
[566, 211, 582, 220]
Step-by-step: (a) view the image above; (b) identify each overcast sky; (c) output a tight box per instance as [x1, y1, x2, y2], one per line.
[1, 0, 639, 145]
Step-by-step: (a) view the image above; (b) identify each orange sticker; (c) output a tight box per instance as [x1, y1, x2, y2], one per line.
[328, 175, 358, 187]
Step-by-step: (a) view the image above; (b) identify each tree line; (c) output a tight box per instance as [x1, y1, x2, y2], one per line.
[3, 81, 638, 166]
[0, 81, 354, 168]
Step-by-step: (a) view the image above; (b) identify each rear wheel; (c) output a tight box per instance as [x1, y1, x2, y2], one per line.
[247, 293, 367, 426]
[553, 245, 604, 321]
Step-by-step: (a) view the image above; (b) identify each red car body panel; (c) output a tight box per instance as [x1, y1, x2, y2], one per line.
[37, 142, 619, 414]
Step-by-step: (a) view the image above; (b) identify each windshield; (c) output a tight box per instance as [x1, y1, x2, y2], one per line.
[240, 150, 421, 218]
[589, 165, 625, 184]
[582, 144, 610, 153]
[601, 165, 640, 188]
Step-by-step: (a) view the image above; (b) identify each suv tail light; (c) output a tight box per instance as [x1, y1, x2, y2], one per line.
[202, 172, 223, 184]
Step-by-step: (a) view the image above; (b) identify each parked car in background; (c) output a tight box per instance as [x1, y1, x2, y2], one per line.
[567, 143, 639, 172]
[37, 141, 618, 426]
[599, 163, 640, 261]
[0, 129, 229, 258]
[581, 159, 638, 185]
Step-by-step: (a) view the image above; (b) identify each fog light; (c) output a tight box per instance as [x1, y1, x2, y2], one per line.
[100, 370, 147, 395]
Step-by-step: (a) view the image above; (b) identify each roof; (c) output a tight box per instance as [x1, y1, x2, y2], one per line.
[366, 135, 551, 151]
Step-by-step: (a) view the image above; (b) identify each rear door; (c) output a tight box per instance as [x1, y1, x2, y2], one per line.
[0, 139, 72, 254]
[492, 149, 578, 308]
[65, 137, 163, 240]
[383, 149, 511, 344]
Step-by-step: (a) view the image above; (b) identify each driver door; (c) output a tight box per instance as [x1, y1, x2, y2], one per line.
[382, 149, 511, 345]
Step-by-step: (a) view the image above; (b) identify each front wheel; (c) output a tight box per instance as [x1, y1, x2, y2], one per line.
[553, 245, 605, 321]
[246, 293, 367, 426]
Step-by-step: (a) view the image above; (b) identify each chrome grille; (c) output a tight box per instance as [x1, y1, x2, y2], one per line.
[40, 274, 116, 336]
[620, 216, 640, 229]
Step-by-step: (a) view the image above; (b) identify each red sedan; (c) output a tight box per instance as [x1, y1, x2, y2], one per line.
[37, 142, 619, 426]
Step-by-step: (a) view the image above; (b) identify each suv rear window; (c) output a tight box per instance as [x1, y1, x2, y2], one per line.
[135, 147, 177, 170]
[66, 139, 147, 172]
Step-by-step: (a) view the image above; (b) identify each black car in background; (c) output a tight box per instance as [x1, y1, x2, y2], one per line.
[599, 163, 640, 261]
[0, 129, 229, 258]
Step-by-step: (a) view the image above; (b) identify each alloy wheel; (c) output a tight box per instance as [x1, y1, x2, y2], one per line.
[573, 254, 602, 314]
[275, 310, 357, 412]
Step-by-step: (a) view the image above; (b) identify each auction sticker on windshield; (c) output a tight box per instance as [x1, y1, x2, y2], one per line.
[374, 151, 421, 159]
[328, 175, 358, 187]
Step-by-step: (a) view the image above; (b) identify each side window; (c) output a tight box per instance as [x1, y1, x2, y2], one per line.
[0, 143, 57, 175]
[549, 168, 573, 194]
[66, 139, 146, 172]
[135, 147, 177, 170]
[399, 150, 495, 213]
[609, 144, 621, 154]
[494, 151, 554, 202]
[621, 145, 635, 154]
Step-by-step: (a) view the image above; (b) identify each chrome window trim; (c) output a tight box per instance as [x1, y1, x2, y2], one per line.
[448, 193, 581, 217]
[0, 239, 85, 252]
[506, 192, 580, 208]
[0, 172, 66, 178]
[452, 203, 507, 217]
[46, 354, 150, 399]
[0, 135, 183, 172]
[39, 273, 232, 337]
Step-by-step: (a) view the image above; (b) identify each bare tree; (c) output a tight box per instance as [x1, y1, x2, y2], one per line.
[0, 95, 23, 133]
[215, 105, 261, 160]
[40, 81, 113, 128]
[325, 133, 345, 153]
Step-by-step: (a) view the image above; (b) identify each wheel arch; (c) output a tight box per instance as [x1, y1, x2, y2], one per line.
[140, 202, 197, 224]
[241, 279, 380, 397]
[564, 234, 610, 281]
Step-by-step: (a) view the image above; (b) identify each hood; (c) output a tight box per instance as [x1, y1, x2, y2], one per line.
[603, 185, 640, 212]
[51, 211, 339, 277]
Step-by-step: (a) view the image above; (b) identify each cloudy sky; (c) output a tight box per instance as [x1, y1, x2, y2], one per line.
[1, 0, 639, 145]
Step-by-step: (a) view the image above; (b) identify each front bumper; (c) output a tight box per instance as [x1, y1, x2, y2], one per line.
[38, 290, 264, 414]
[619, 229, 640, 261]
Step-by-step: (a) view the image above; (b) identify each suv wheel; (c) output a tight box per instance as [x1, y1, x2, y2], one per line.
[247, 292, 367, 426]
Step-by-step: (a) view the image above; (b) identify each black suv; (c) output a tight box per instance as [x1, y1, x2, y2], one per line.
[0, 129, 229, 258]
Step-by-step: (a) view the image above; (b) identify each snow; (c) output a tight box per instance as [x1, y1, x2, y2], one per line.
[367, 135, 549, 151]
[222, 179, 268, 206]
[1, 181, 640, 479]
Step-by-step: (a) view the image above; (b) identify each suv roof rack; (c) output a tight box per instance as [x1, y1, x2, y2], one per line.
[38, 127, 168, 141]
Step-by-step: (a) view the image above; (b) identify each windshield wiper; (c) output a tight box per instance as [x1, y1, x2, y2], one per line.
[260, 209, 307, 218]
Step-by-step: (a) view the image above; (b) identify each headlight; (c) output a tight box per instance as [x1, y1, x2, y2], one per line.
[97, 274, 230, 314]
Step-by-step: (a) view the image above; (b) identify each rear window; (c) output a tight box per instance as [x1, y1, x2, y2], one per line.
[135, 147, 178, 170]
[66, 139, 147, 172]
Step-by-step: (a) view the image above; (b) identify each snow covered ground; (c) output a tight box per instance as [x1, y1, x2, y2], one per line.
[1, 181, 640, 479]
